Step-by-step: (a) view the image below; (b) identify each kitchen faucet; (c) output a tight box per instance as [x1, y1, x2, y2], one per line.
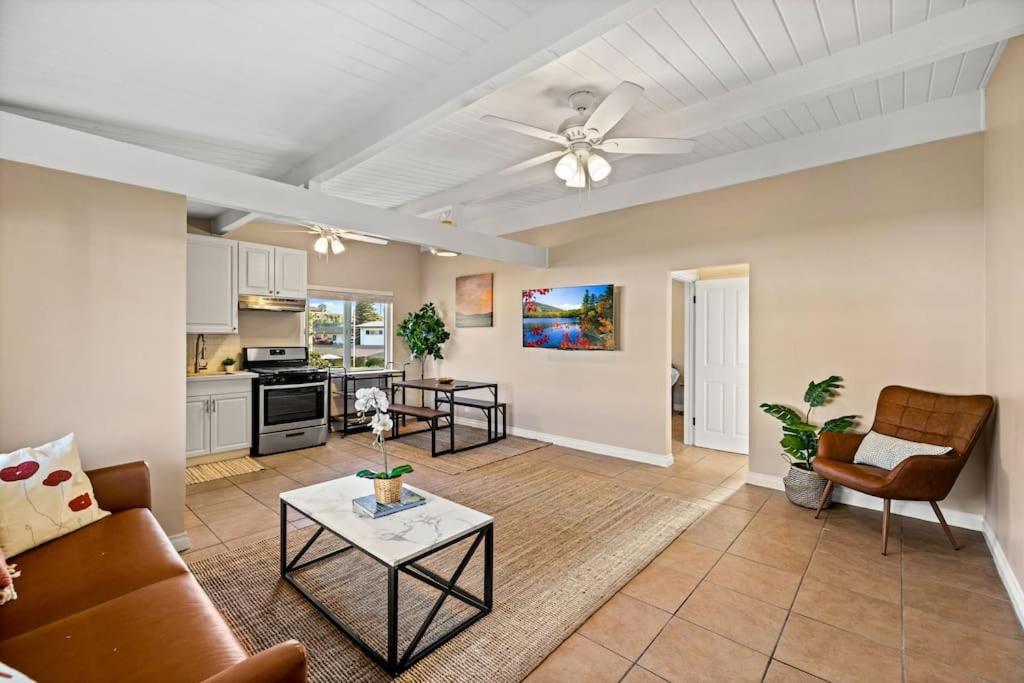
[193, 334, 207, 374]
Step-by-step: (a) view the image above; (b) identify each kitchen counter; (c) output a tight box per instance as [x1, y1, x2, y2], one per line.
[186, 371, 256, 382]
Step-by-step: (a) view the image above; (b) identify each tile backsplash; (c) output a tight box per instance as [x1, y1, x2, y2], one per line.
[186, 310, 303, 373]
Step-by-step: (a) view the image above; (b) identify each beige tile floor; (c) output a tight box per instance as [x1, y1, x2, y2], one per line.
[183, 414, 1024, 682]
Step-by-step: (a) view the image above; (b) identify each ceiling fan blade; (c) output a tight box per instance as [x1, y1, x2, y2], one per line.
[596, 137, 695, 155]
[498, 150, 566, 175]
[585, 82, 644, 138]
[336, 231, 388, 246]
[480, 115, 567, 146]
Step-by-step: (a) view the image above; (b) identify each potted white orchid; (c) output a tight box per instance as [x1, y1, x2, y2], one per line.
[354, 386, 412, 504]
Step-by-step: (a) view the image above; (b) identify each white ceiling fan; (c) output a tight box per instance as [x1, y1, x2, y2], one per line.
[481, 82, 695, 189]
[290, 223, 388, 257]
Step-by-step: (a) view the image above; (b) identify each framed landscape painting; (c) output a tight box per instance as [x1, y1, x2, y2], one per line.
[522, 285, 615, 350]
[456, 273, 493, 328]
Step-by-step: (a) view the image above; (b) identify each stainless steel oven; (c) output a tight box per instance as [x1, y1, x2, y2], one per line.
[258, 382, 327, 434]
[244, 347, 330, 456]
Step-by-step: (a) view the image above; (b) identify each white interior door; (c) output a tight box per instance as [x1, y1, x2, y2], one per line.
[693, 277, 749, 454]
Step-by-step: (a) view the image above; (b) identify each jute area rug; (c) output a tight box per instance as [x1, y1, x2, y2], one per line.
[350, 424, 548, 475]
[190, 458, 704, 682]
[185, 456, 264, 485]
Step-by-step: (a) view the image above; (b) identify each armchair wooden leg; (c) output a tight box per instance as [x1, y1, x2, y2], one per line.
[930, 501, 960, 551]
[881, 499, 891, 556]
[814, 481, 834, 519]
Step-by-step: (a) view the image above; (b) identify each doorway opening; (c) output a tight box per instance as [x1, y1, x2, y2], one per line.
[670, 264, 750, 455]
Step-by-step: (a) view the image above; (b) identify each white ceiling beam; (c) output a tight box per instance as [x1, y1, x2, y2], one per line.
[399, 0, 1024, 218]
[212, 0, 662, 234]
[0, 112, 547, 268]
[465, 91, 983, 236]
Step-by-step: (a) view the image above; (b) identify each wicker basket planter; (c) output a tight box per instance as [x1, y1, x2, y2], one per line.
[374, 477, 404, 505]
[783, 464, 832, 509]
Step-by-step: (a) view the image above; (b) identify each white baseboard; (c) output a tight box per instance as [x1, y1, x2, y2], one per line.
[458, 417, 673, 467]
[168, 531, 190, 552]
[743, 472, 984, 530]
[982, 519, 1024, 629]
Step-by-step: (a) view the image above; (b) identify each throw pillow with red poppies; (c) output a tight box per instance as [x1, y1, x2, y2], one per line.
[0, 433, 110, 557]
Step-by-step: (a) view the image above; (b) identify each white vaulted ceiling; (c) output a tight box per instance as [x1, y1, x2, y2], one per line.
[0, 0, 546, 177]
[0, 0, 1019, 237]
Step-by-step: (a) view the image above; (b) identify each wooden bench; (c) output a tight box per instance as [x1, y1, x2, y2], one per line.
[388, 403, 451, 457]
[435, 396, 507, 442]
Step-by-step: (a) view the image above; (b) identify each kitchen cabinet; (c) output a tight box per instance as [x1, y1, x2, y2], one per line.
[185, 396, 209, 457]
[275, 247, 307, 299]
[238, 242, 275, 295]
[210, 392, 251, 452]
[186, 376, 253, 458]
[237, 241, 307, 299]
[186, 234, 237, 333]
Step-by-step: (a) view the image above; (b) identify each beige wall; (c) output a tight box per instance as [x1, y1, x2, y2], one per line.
[984, 38, 1024, 594]
[0, 161, 187, 536]
[186, 220, 422, 372]
[421, 134, 988, 515]
[694, 264, 750, 280]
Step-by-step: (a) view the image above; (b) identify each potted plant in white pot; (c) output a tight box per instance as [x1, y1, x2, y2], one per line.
[353, 386, 412, 504]
[221, 357, 236, 374]
[760, 376, 858, 509]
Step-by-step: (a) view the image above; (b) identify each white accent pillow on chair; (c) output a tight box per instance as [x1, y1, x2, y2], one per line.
[852, 430, 951, 470]
[0, 433, 110, 557]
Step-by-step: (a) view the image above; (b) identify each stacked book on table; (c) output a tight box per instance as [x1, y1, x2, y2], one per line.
[352, 489, 426, 519]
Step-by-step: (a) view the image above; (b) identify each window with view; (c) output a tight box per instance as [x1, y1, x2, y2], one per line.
[307, 291, 392, 370]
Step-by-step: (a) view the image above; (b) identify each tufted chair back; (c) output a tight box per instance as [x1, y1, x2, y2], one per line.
[872, 385, 993, 459]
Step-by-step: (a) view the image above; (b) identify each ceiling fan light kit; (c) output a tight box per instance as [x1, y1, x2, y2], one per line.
[554, 152, 578, 181]
[298, 222, 388, 258]
[482, 81, 695, 195]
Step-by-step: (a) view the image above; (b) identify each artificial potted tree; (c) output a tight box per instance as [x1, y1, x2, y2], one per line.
[760, 376, 858, 509]
[397, 303, 451, 382]
[221, 357, 236, 374]
[354, 386, 412, 504]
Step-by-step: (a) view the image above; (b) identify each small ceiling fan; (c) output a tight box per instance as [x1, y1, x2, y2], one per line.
[481, 81, 695, 188]
[291, 223, 388, 257]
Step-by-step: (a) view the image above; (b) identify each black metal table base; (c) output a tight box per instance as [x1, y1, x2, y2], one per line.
[279, 501, 493, 676]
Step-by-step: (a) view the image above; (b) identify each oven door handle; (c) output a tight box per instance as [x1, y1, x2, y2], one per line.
[260, 382, 328, 391]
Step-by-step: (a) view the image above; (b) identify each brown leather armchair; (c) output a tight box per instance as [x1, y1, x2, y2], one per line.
[812, 386, 993, 555]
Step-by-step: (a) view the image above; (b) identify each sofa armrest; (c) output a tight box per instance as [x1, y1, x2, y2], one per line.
[202, 642, 308, 683]
[816, 432, 865, 464]
[86, 461, 151, 512]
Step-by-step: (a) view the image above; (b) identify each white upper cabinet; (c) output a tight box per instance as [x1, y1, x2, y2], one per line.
[238, 242, 307, 299]
[274, 246, 307, 299]
[186, 234, 237, 334]
[237, 242, 275, 295]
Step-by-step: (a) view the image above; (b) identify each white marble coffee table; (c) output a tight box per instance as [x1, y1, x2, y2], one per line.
[279, 476, 494, 676]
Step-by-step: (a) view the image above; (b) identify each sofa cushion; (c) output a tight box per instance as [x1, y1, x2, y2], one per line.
[0, 508, 188, 639]
[1, 433, 111, 557]
[0, 574, 247, 683]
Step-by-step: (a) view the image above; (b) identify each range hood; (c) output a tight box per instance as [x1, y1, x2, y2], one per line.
[238, 294, 306, 313]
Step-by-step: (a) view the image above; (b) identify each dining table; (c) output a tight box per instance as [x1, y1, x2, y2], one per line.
[390, 378, 503, 455]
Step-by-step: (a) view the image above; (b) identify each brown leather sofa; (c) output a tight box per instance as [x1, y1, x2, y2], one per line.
[0, 461, 308, 683]
[813, 385, 993, 554]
